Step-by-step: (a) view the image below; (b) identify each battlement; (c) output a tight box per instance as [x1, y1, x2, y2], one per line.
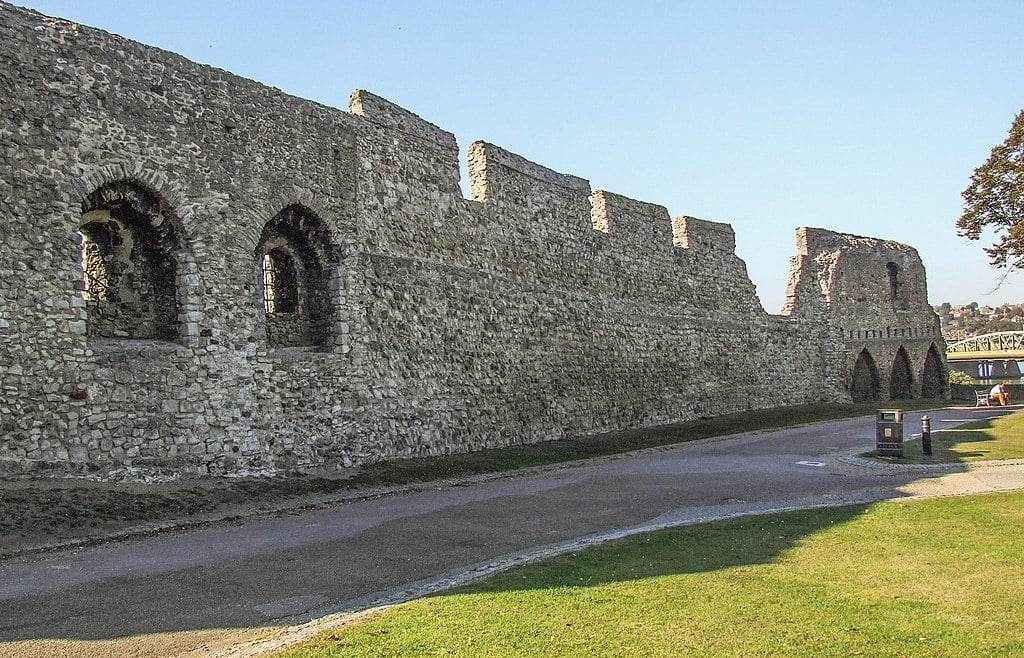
[349, 89, 457, 151]
[591, 191, 673, 253]
[468, 140, 591, 202]
[673, 216, 737, 254]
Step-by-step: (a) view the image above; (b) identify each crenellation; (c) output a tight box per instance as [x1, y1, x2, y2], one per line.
[349, 89, 458, 151]
[350, 90, 462, 204]
[0, 2, 948, 479]
[674, 215, 736, 254]
[469, 140, 592, 201]
[590, 190, 674, 252]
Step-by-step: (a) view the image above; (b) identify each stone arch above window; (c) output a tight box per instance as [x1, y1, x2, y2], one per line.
[79, 180, 180, 340]
[851, 349, 880, 402]
[256, 204, 335, 348]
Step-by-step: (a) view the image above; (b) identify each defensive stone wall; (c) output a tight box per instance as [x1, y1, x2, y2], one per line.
[783, 228, 947, 401]
[0, 3, 946, 478]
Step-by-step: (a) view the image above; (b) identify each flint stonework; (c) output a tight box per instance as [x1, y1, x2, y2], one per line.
[0, 3, 946, 478]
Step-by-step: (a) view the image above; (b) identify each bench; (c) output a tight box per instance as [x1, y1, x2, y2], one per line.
[976, 390, 992, 407]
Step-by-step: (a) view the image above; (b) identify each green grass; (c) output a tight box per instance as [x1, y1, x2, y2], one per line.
[279, 491, 1024, 657]
[894, 410, 1024, 464]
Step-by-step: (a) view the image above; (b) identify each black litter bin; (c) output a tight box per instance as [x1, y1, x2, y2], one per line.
[876, 409, 903, 457]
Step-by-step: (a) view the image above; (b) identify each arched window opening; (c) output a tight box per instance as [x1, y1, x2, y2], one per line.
[79, 181, 180, 340]
[256, 205, 335, 349]
[889, 346, 915, 400]
[851, 349, 880, 402]
[921, 344, 946, 399]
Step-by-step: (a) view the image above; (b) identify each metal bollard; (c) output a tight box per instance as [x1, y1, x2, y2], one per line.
[921, 416, 932, 456]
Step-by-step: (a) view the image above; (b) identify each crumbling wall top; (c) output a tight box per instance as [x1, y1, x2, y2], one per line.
[783, 227, 939, 332]
[468, 140, 591, 204]
[591, 190, 673, 253]
[674, 216, 737, 254]
[349, 89, 457, 151]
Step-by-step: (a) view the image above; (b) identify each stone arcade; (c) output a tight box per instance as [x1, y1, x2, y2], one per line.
[0, 3, 946, 477]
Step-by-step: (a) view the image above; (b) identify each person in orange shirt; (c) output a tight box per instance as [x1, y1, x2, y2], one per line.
[990, 383, 1010, 406]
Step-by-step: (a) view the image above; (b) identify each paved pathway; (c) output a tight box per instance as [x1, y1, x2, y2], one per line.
[1, 406, 1022, 657]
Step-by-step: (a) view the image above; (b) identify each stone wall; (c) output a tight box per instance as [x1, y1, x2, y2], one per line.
[0, 3, 945, 478]
[783, 228, 947, 402]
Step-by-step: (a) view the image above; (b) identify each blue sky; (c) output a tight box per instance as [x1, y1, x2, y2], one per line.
[19, 0, 1024, 312]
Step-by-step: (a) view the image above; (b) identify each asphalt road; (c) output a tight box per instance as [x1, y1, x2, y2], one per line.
[1, 406, 1022, 657]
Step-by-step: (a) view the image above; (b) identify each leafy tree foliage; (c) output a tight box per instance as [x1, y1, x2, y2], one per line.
[957, 110, 1024, 268]
[948, 369, 974, 386]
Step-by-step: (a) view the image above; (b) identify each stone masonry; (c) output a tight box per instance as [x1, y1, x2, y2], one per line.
[0, 3, 946, 478]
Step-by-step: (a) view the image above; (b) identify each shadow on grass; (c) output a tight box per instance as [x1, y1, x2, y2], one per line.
[465, 503, 873, 595]
[287, 493, 1024, 658]
[900, 419, 997, 463]
[0, 399, 956, 646]
[892, 410, 1024, 464]
[0, 506, 882, 650]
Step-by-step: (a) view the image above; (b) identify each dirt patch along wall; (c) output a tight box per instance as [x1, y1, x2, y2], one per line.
[0, 2, 943, 477]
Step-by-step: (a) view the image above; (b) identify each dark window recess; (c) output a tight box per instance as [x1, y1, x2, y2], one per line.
[256, 204, 336, 348]
[79, 180, 180, 340]
[886, 262, 908, 310]
[887, 262, 899, 300]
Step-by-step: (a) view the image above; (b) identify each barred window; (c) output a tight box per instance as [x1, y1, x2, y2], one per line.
[257, 204, 333, 348]
[80, 222, 114, 301]
[262, 248, 299, 314]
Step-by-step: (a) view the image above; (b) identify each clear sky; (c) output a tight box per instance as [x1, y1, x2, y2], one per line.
[17, 0, 1024, 312]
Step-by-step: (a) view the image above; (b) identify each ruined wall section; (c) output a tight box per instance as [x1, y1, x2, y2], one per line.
[783, 228, 946, 400]
[338, 89, 768, 318]
[0, 3, 890, 477]
[0, 4, 370, 473]
[345, 120, 831, 451]
[467, 141, 597, 290]
[673, 217, 763, 315]
[591, 190, 677, 304]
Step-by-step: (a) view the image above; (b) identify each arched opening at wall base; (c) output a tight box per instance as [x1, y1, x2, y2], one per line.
[921, 343, 946, 399]
[889, 346, 915, 400]
[851, 349, 881, 402]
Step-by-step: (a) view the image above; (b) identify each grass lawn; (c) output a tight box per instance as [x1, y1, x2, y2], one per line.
[895, 409, 1024, 464]
[279, 491, 1024, 657]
